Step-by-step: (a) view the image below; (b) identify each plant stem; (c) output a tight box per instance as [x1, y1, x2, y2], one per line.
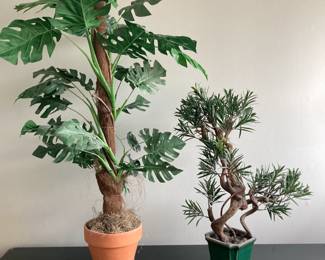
[86, 32, 117, 119]
[67, 107, 91, 125]
[116, 88, 135, 119]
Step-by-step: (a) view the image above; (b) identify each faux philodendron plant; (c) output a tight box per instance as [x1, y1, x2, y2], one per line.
[176, 86, 311, 246]
[0, 0, 206, 239]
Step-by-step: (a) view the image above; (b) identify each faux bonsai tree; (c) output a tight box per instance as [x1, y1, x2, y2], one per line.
[176, 86, 311, 245]
[0, 0, 206, 241]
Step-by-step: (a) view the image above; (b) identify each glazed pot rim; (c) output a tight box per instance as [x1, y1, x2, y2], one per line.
[84, 222, 143, 237]
[205, 231, 256, 249]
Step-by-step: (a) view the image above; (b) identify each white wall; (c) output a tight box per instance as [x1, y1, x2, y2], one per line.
[1, 0, 325, 256]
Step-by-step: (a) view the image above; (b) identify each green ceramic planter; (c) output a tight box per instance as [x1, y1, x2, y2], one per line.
[205, 231, 256, 260]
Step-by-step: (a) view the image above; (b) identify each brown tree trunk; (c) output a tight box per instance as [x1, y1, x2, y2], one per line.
[94, 1, 123, 215]
[240, 192, 258, 238]
[211, 198, 242, 242]
[96, 170, 124, 214]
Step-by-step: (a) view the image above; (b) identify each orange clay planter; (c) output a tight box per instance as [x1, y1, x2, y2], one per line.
[84, 224, 143, 260]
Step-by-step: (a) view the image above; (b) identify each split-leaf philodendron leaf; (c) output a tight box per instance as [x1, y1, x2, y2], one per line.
[17, 67, 94, 118]
[15, 0, 57, 12]
[21, 117, 100, 168]
[119, 0, 162, 21]
[140, 128, 186, 162]
[100, 21, 207, 78]
[125, 60, 166, 93]
[52, 0, 110, 36]
[55, 120, 107, 151]
[0, 17, 61, 64]
[122, 129, 186, 183]
[123, 95, 150, 114]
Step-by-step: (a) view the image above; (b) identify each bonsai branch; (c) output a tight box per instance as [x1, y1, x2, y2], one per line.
[240, 192, 259, 238]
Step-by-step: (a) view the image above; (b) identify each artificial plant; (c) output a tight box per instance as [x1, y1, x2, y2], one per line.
[0, 0, 206, 221]
[176, 86, 311, 243]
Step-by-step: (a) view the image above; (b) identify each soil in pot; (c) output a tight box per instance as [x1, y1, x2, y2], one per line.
[212, 228, 250, 244]
[86, 209, 141, 233]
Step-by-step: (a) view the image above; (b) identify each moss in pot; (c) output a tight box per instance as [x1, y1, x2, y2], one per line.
[175, 86, 311, 260]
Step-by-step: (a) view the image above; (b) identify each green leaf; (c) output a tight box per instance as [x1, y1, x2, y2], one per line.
[139, 128, 186, 162]
[108, 0, 118, 8]
[103, 21, 195, 58]
[55, 120, 107, 151]
[141, 155, 182, 183]
[195, 177, 224, 205]
[21, 120, 39, 135]
[15, 0, 57, 12]
[0, 17, 61, 65]
[121, 129, 185, 182]
[32, 145, 48, 158]
[31, 95, 72, 118]
[100, 21, 153, 60]
[126, 60, 166, 93]
[127, 132, 141, 152]
[182, 199, 206, 226]
[21, 117, 97, 168]
[123, 95, 150, 114]
[33, 67, 94, 91]
[171, 49, 208, 79]
[114, 65, 129, 81]
[52, 0, 110, 36]
[17, 67, 94, 118]
[119, 0, 162, 21]
[101, 21, 206, 77]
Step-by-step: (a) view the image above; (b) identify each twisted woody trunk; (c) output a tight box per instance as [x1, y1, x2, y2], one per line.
[205, 133, 249, 243]
[209, 159, 247, 242]
[94, 1, 123, 215]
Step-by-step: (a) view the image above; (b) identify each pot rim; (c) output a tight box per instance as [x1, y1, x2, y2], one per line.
[84, 222, 143, 237]
[205, 231, 256, 249]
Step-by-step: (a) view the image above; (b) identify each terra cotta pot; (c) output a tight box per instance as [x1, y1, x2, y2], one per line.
[84, 224, 142, 260]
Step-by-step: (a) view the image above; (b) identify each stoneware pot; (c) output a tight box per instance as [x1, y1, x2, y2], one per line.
[84, 224, 143, 260]
[205, 231, 256, 260]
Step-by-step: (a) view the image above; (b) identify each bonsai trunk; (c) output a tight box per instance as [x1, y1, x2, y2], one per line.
[94, 1, 123, 215]
[240, 192, 259, 238]
[211, 198, 242, 242]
